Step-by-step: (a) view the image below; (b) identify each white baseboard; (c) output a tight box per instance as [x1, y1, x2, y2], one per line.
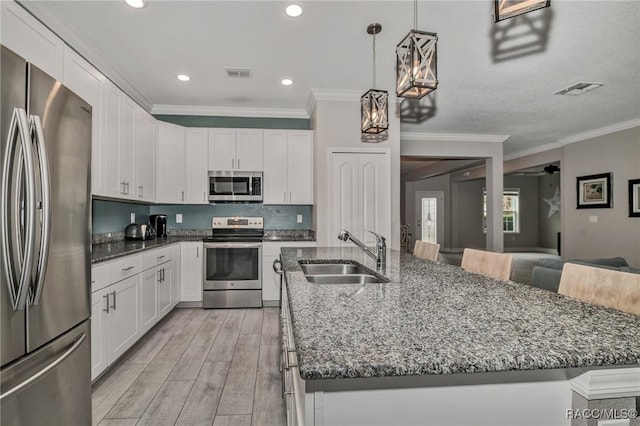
[177, 301, 203, 308]
[262, 300, 280, 307]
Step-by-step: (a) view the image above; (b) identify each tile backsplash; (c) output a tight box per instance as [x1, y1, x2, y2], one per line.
[92, 199, 312, 234]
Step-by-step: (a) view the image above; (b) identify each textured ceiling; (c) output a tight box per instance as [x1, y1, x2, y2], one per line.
[21, 0, 640, 158]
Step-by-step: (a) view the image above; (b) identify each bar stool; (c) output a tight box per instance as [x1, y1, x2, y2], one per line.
[461, 248, 512, 281]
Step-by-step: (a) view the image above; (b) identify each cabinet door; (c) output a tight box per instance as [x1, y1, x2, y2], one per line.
[90, 291, 108, 381]
[103, 81, 123, 197]
[139, 268, 158, 335]
[119, 97, 137, 199]
[287, 131, 313, 205]
[135, 108, 157, 202]
[236, 129, 264, 171]
[263, 131, 288, 204]
[157, 121, 186, 203]
[208, 128, 236, 171]
[106, 275, 140, 365]
[180, 243, 203, 302]
[185, 128, 209, 204]
[158, 261, 173, 318]
[262, 255, 280, 303]
[172, 245, 182, 307]
[62, 46, 105, 196]
[0, 2, 64, 80]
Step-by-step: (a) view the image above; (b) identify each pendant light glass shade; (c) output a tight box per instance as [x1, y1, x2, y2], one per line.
[361, 23, 388, 136]
[494, 0, 550, 22]
[396, 29, 438, 99]
[361, 89, 389, 134]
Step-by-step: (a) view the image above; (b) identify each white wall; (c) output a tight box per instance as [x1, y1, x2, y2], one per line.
[311, 96, 401, 249]
[562, 126, 640, 266]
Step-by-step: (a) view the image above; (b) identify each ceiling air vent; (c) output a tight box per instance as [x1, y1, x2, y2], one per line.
[554, 82, 604, 96]
[225, 68, 252, 78]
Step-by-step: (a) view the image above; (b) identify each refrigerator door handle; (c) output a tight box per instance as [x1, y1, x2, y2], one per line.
[1, 107, 37, 311]
[29, 115, 51, 305]
[0, 333, 86, 401]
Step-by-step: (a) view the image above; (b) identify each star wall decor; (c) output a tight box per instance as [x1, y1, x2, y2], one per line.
[543, 186, 561, 218]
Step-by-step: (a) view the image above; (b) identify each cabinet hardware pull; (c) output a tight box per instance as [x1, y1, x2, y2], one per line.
[181, 191, 184, 202]
[125, 181, 129, 195]
[122, 266, 134, 272]
[91, 280, 95, 284]
[289, 192, 292, 202]
[204, 191, 206, 202]
[110, 291, 116, 310]
[231, 158, 234, 169]
[103, 294, 109, 313]
[237, 158, 240, 169]
[139, 185, 143, 198]
[158, 270, 161, 282]
[162, 268, 165, 282]
[196, 247, 199, 257]
[157, 255, 165, 260]
[284, 192, 287, 202]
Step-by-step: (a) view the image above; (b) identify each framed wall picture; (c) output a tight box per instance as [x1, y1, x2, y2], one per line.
[629, 178, 640, 217]
[576, 172, 612, 209]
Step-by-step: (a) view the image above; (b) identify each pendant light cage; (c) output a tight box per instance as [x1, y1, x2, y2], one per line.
[494, 0, 551, 22]
[361, 89, 389, 135]
[396, 30, 438, 99]
[361, 23, 389, 135]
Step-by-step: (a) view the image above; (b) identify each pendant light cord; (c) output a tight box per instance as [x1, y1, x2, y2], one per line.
[414, 0, 418, 29]
[372, 31, 377, 88]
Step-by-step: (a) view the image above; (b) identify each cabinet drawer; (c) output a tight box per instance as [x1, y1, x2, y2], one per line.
[91, 264, 108, 292]
[140, 246, 173, 271]
[105, 255, 141, 284]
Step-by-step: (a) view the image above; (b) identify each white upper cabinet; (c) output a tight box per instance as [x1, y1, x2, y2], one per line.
[208, 128, 264, 172]
[119, 97, 136, 199]
[135, 107, 157, 202]
[1, 1, 64, 80]
[103, 81, 123, 198]
[185, 128, 209, 204]
[157, 121, 186, 203]
[62, 46, 106, 196]
[263, 130, 313, 205]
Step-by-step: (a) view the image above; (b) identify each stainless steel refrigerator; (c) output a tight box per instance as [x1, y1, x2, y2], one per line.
[1, 45, 91, 425]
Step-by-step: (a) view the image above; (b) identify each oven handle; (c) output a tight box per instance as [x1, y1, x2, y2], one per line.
[203, 242, 262, 249]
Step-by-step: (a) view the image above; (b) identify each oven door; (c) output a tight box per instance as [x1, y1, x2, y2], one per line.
[203, 242, 262, 290]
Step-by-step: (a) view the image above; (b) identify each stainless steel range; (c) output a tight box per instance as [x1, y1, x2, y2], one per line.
[202, 217, 263, 308]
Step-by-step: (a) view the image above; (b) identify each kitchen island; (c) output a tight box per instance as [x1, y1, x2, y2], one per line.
[280, 247, 640, 426]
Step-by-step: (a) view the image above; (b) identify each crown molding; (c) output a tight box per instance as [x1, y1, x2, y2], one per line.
[401, 132, 510, 143]
[557, 118, 640, 146]
[569, 368, 640, 400]
[17, 1, 154, 111]
[151, 104, 309, 119]
[503, 141, 564, 161]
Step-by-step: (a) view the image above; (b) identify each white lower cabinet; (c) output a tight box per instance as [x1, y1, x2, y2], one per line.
[172, 244, 182, 308]
[263, 241, 316, 304]
[139, 268, 158, 334]
[91, 244, 180, 381]
[180, 242, 203, 303]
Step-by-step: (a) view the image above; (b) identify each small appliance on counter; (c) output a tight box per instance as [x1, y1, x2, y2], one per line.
[149, 214, 168, 238]
[125, 223, 153, 240]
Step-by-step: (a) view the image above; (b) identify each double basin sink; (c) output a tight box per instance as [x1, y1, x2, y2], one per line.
[299, 260, 389, 284]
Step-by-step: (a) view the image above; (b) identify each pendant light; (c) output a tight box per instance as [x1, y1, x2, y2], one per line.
[494, 0, 551, 22]
[361, 23, 389, 136]
[396, 0, 438, 99]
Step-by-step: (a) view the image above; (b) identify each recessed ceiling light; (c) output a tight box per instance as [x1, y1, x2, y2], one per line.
[285, 4, 303, 17]
[125, 0, 145, 9]
[281, 78, 294, 86]
[177, 74, 191, 82]
[554, 82, 604, 96]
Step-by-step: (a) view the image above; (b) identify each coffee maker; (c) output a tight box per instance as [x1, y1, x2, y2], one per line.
[149, 214, 168, 238]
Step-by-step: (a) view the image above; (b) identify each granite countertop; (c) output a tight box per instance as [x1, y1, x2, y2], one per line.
[92, 229, 315, 264]
[92, 236, 204, 264]
[263, 229, 316, 242]
[280, 247, 640, 381]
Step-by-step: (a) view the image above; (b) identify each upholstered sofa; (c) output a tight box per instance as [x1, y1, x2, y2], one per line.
[530, 257, 639, 292]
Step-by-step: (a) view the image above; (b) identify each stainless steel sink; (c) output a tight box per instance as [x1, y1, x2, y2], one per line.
[300, 263, 370, 276]
[305, 274, 387, 284]
[298, 260, 389, 284]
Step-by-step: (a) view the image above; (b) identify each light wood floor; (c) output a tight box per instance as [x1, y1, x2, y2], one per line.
[92, 307, 285, 426]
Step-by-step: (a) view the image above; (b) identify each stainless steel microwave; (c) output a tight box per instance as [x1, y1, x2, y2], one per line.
[208, 171, 263, 202]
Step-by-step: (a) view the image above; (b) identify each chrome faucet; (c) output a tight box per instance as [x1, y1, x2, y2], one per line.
[338, 229, 386, 267]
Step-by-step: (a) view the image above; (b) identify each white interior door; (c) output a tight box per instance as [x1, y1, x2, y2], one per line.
[330, 151, 391, 247]
[414, 191, 444, 249]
